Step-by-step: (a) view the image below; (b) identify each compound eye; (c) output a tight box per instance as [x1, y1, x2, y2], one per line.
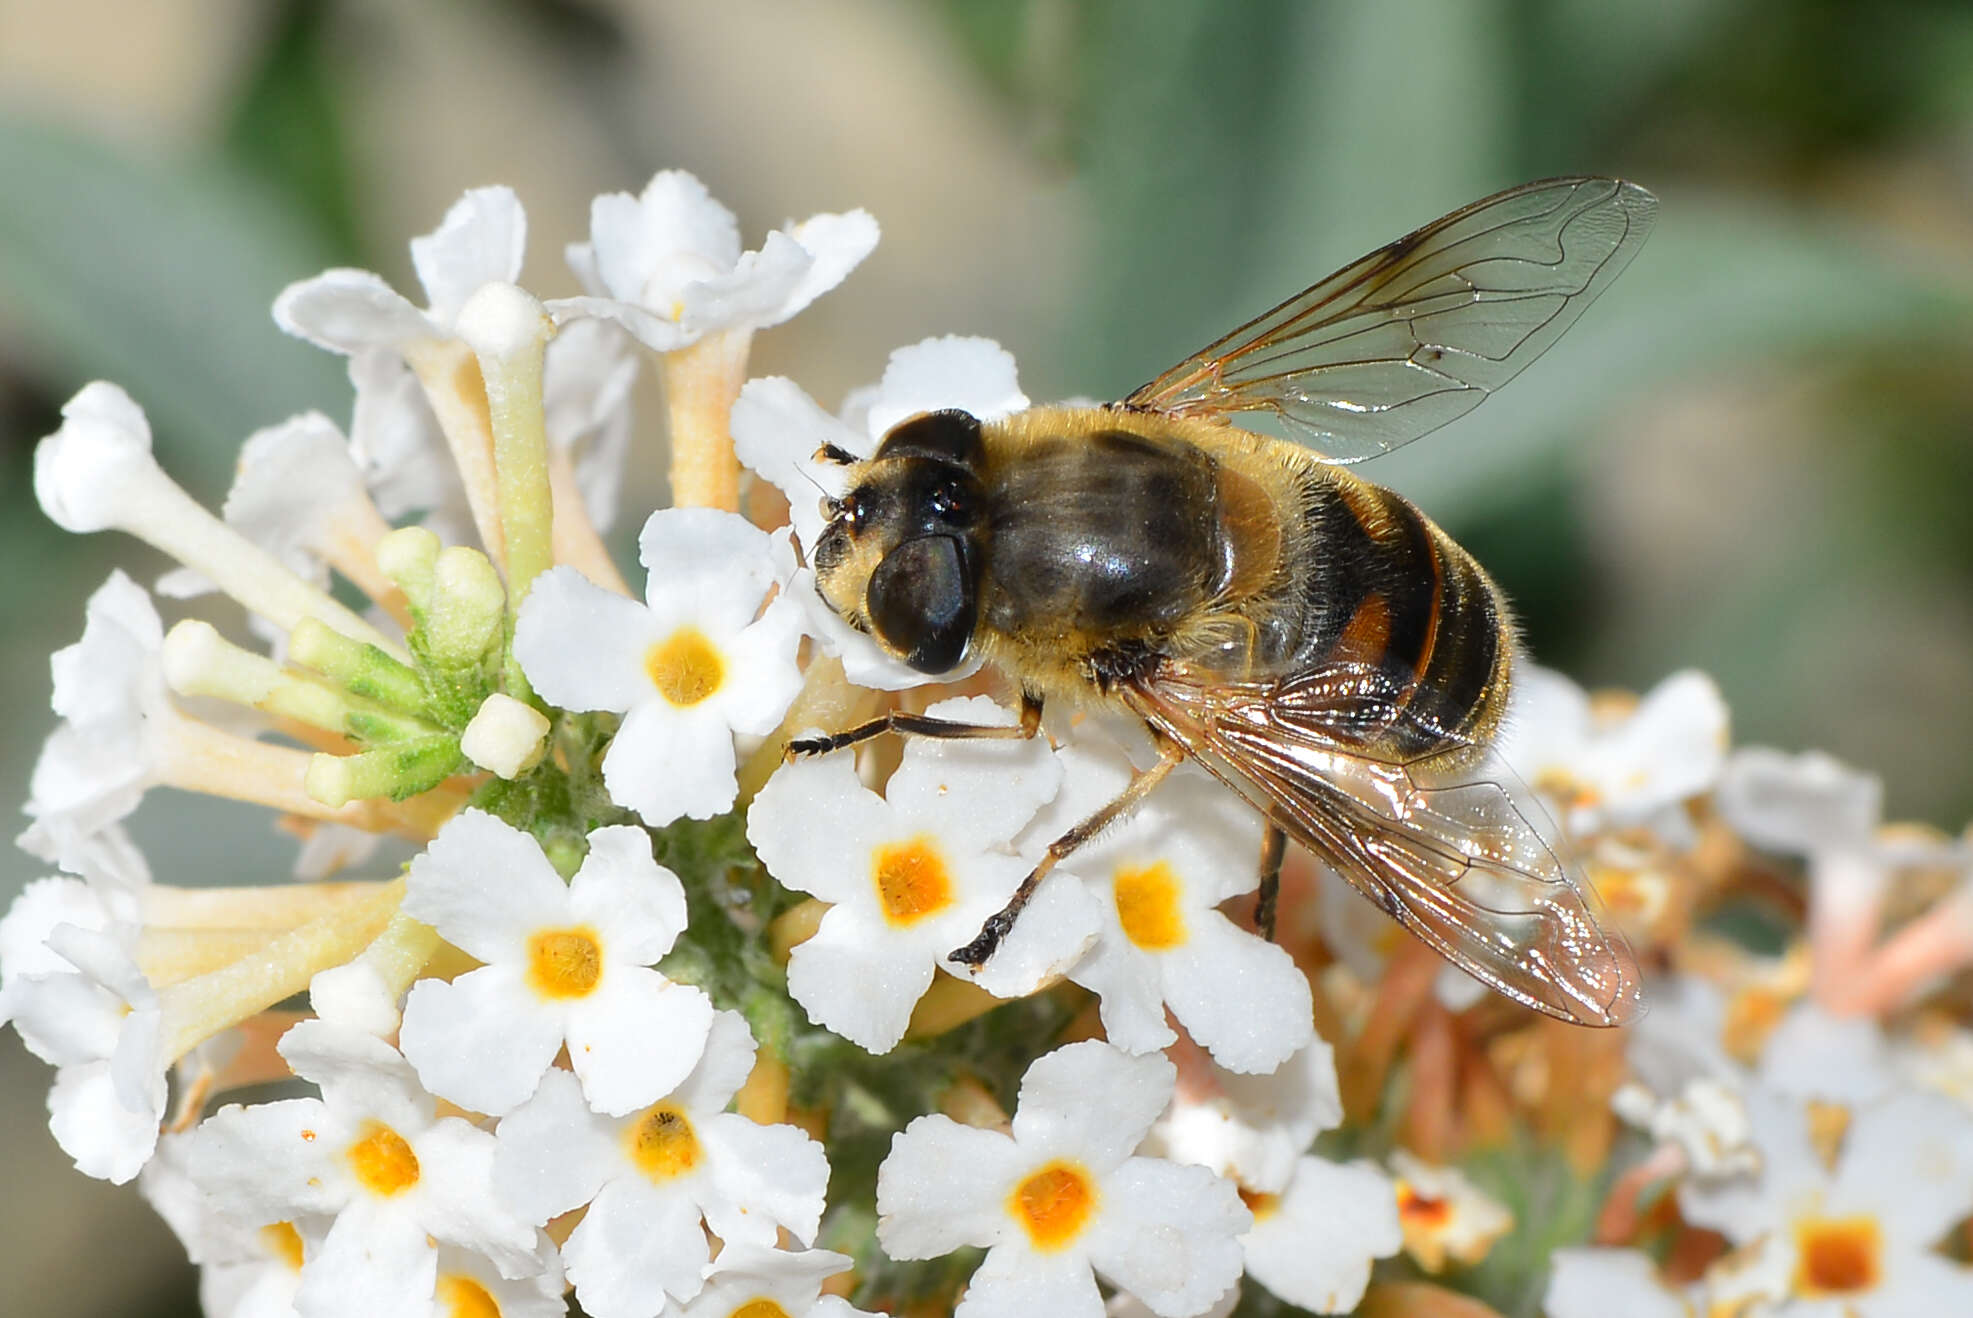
[841, 492, 866, 533]
[865, 535, 977, 674]
[875, 409, 985, 470]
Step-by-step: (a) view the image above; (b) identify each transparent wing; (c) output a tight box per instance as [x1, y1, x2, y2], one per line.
[1128, 662, 1643, 1026]
[1121, 177, 1658, 464]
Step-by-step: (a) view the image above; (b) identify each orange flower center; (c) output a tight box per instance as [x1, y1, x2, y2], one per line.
[1113, 861, 1186, 950]
[1009, 1160, 1098, 1252]
[435, 1275, 502, 1318]
[646, 627, 724, 707]
[1238, 1186, 1281, 1224]
[629, 1103, 701, 1180]
[346, 1122, 420, 1196]
[730, 1302, 793, 1318]
[527, 927, 603, 999]
[1792, 1214, 1882, 1296]
[1396, 1181, 1452, 1231]
[263, 1222, 305, 1271]
[872, 837, 953, 926]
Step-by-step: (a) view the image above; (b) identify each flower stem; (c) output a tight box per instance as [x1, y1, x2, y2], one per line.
[404, 339, 506, 571]
[661, 327, 752, 511]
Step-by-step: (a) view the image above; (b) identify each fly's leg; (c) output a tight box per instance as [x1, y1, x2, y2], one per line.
[785, 691, 1042, 759]
[1254, 823, 1286, 942]
[948, 737, 1184, 969]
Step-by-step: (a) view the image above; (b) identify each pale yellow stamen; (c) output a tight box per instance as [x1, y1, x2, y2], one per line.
[435, 1275, 502, 1318]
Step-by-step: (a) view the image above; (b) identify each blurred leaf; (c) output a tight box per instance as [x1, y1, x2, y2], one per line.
[223, 0, 363, 261]
[0, 115, 347, 499]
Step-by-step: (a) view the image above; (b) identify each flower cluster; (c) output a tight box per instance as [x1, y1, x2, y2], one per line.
[8, 165, 1973, 1318]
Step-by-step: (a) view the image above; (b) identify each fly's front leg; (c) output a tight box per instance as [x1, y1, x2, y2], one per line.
[785, 690, 1042, 759]
[948, 737, 1185, 969]
[1254, 822, 1286, 942]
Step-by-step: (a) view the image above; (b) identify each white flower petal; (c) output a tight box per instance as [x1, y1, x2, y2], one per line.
[1084, 1157, 1247, 1318]
[566, 970, 715, 1117]
[1241, 1157, 1399, 1314]
[491, 1068, 619, 1226]
[1717, 746, 1882, 857]
[398, 967, 566, 1116]
[567, 826, 688, 965]
[876, 1115, 1024, 1258]
[888, 696, 1063, 854]
[564, 1176, 710, 1313]
[602, 701, 742, 826]
[1162, 919, 1313, 1074]
[401, 810, 571, 965]
[747, 753, 896, 906]
[769, 209, 881, 326]
[730, 375, 856, 551]
[296, 1201, 436, 1318]
[1827, 1088, 1973, 1246]
[514, 566, 663, 713]
[959, 1245, 1103, 1318]
[697, 1113, 831, 1247]
[635, 507, 778, 636]
[866, 337, 1028, 438]
[48, 1058, 161, 1182]
[671, 1009, 759, 1115]
[34, 383, 159, 533]
[409, 186, 527, 328]
[273, 269, 435, 355]
[1070, 935, 1179, 1057]
[1010, 1041, 1174, 1171]
[404, 1116, 538, 1275]
[188, 1097, 348, 1223]
[678, 228, 811, 334]
[1543, 1248, 1688, 1318]
[785, 905, 937, 1054]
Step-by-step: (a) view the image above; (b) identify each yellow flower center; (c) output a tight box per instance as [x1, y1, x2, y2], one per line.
[872, 837, 954, 926]
[527, 927, 603, 999]
[729, 1302, 793, 1318]
[646, 627, 725, 707]
[263, 1222, 305, 1271]
[346, 1121, 420, 1197]
[1009, 1160, 1098, 1252]
[1792, 1214, 1882, 1296]
[1238, 1186, 1281, 1223]
[1113, 861, 1186, 950]
[628, 1103, 702, 1180]
[436, 1275, 502, 1318]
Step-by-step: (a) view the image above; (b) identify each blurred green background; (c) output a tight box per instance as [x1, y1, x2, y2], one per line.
[2, 1, 1970, 1313]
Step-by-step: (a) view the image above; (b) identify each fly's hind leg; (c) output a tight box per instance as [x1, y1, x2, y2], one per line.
[948, 736, 1185, 969]
[785, 690, 1042, 759]
[1254, 822, 1286, 942]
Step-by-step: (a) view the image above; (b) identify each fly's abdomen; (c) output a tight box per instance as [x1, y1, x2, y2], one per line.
[1294, 474, 1510, 758]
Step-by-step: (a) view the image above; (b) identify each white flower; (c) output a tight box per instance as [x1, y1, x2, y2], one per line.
[668, 1245, 874, 1318]
[1022, 735, 1312, 1074]
[514, 509, 804, 827]
[141, 1132, 318, 1318]
[1, 920, 164, 1182]
[346, 349, 473, 541]
[0, 874, 138, 987]
[877, 1041, 1248, 1318]
[492, 1012, 830, 1315]
[1676, 1081, 1973, 1313]
[1387, 1150, 1514, 1273]
[1239, 1157, 1400, 1314]
[276, 187, 526, 354]
[187, 1020, 538, 1318]
[732, 336, 1026, 690]
[548, 169, 878, 352]
[1611, 1076, 1761, 1181]
[1142, 1041, 1397, 1314]
[18, 571, 170, 873]
[1142, 1038, 1343, 1194]
[398, 810, 715, 1117]
[1494, 666, 1728, 839]
[1543, 1244, 1792, 1318]
[747, 696, 1085, 1053]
